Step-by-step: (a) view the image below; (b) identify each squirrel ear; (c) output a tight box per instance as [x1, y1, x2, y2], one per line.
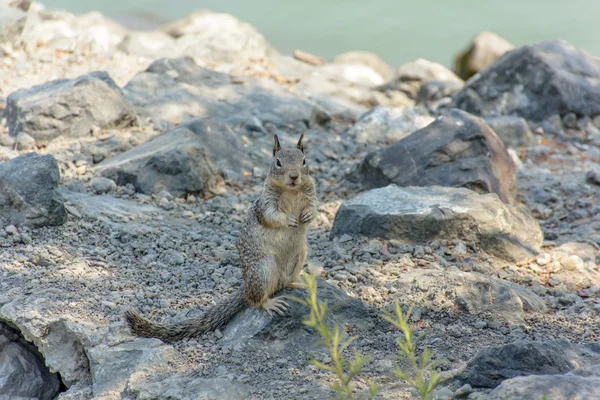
[273, 135, 281, 156]
[297, 133, 304, 153]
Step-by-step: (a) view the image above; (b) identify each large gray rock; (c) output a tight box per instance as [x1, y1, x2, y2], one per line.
[88, 338, 180, 398]
[160, 11, 274, 66]
[220, 279, 374, 352]
[393, 269, 546, 324]
[453, 31, 515, 80]
[488, 373, 600, 400]
[5, 71, 137, 142]
[355, 109, 518, 204]
[330, 185, 542, 261]
[0, 341, 61, 400]
[345, 106, 434, 145]
[94, 118, 252, 197]
[0, 0, 31, 44]
[0, 152, 67, 227]
[123, 57, 327, 129]
[126, 376, 250, 400]
[458, 340, 600, 389]
[453, 40, 600, 122]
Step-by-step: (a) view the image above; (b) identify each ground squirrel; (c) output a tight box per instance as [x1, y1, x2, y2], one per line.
[125, 134, 318, 342]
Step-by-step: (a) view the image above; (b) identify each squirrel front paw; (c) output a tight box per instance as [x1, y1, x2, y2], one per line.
[300, 208, 316, 224]
[287, 215, 299, 228]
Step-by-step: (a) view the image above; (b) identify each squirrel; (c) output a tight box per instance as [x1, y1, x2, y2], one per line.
[125, 134, 318, 342]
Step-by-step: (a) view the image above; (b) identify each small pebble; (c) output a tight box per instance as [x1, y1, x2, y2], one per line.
[536, 253, 551, 266]
[90, 177, 117, 194]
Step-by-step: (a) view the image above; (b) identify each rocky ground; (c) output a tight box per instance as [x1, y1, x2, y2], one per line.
[1, 2, 600, 400]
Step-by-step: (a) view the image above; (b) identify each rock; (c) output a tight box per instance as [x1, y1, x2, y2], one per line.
[14, 132, 36, 151]
[453, 31, 515, 80]
[220, 278, 374, 351]
[453, 40, 600, 122]
[66, 181, 87, 193]
[458, 340, 600, 389]
[6, 71, 138, 142]
[560, 255, 584, 271]
[126, 375, 250, 400]
[330, 185, 543, 262]
[332, 50, 395, 80]
[123, 57, 326, 129]
[355, 109, 518, 204]
[160, 11, 274, 66]
[416, 80, 464, 108]
[488, 373, 600, 400]
[0, 341, 61, 400]
[483, 116, 535, 148]
[393, 269, 546, 324]
[0, 152, 67, 227]
[95, 118, 251, 197]
[586, 169, 600, 186]
[22, 9, 127, 54]
[0, 0, 31, 44]
[90, 177, 117, 194]
[380, 58, 463, 99]
[117, 30, 175, 58]
[88, 338, 180, 397]
[345, 106, 434, 145]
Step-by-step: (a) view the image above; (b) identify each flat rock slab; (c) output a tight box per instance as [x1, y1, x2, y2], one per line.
[457, 340, 600, 389]
[488, 373, 600, 400]
[392, 269, 546, 324]
[453, 39, 600, 122]
[0, 152, 67, 227]
[345, 106, 434, 145]
[94, 118, 251, 197]
[330, 185, 542, 261]
[355, 109, 517, 204]
[123, 57, 327, 130]
[126, 375, 250, 400]
[5, 71, 137, 142]
[220, 278, 375, 353]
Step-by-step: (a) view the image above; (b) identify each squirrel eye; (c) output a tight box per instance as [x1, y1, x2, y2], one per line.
[276, 159, 282, 167]
[303, 158, 306, 165]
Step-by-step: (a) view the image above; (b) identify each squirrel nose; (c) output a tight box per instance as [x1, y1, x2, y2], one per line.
[289, 173, 299, 181]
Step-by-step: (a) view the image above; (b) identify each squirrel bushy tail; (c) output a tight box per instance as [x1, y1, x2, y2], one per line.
[124, 287, 247, 342]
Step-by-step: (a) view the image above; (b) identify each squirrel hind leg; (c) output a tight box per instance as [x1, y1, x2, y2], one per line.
[261, 297, 289, 316]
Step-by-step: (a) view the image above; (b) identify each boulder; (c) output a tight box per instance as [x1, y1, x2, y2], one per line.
[453, 40, 600, 122]
[220, 278, 374, 352]
[330, 185, 543, 261]
[126, 376, 250, 400]
[355, 109, 517, 204]
[393, 269, 546, 324]
[160, 11, 274, 66]
[0, 341, 61, 400]
[332, 50, 395, 80]
[488, 373, 600, 400]
[483, 116, 535, 148]
[345, 106, 434, 145]
[379, 58, 463, 99]
[6, 71, 137, 142]
[458, 340, 600, 389]
[0, 0, 31, 44]
[123, 57, 328, 130]
[0, 153, 67, 227]
[453, 31, 515, 80]
[94, 118, 252, 197]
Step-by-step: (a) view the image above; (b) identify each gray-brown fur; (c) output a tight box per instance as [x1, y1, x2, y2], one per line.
[125, 134, 318, 342]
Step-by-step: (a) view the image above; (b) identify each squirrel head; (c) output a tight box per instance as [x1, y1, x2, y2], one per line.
[268, 134, 307, 190]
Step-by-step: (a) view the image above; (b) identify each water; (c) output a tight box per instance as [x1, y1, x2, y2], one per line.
[42, 0, 600, 67]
